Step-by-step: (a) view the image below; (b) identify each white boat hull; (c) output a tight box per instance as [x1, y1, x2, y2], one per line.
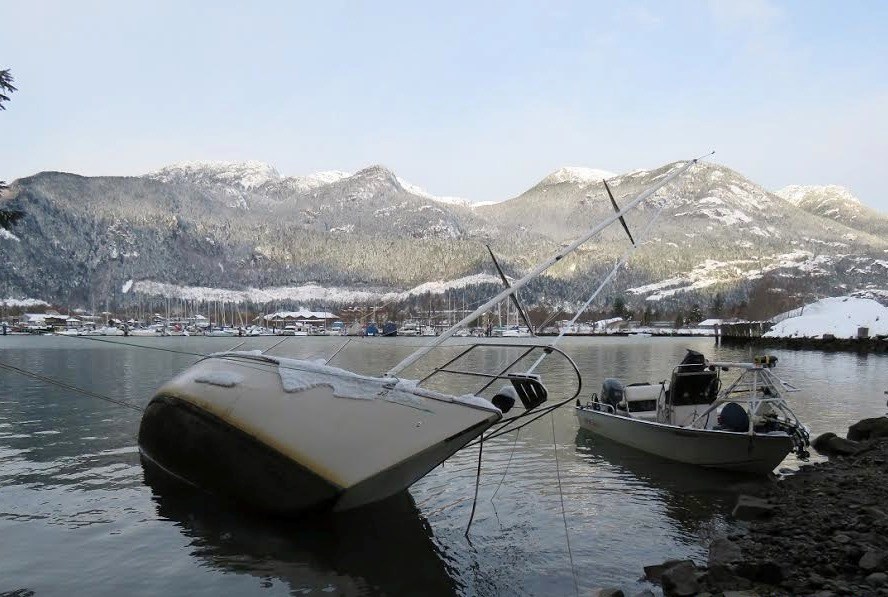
[575, 407, 793, 474]
[129, 329, 159, 337]
[139, 354, 502, 514]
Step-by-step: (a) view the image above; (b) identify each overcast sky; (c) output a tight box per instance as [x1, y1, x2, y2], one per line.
[1, 1, 886, 210]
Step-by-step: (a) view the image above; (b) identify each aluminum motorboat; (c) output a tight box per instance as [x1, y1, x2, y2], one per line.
[575, 350, 810, 474]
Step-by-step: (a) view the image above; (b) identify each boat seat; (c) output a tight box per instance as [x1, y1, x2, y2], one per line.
[669, 370, 719, 406]
[507, 373, 548, 411]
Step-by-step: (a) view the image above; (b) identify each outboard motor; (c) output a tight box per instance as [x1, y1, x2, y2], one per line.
[600, 378, 626, 410]
[753, 355, 778, 368]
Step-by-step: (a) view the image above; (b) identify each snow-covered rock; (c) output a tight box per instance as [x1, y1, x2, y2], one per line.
[764, 296, 888, 339]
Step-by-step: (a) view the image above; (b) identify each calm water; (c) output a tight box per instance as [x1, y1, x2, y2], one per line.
[1, 335, 886, 596]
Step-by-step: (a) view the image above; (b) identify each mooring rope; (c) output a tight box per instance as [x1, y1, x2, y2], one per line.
[0, 359, 144, 413]
[551, 412, 580, 597]
[57, 333, 220, 359]
[490, 427, 521, 502]
[464, 435, 484, 536]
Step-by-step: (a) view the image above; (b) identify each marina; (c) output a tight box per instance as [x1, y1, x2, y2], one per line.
[1, 334, 887, 594]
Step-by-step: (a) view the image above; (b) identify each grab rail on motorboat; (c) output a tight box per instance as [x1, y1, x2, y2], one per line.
[685, 361, 810, 457]
[580, 400, 616, 415]
[417, 342, 583, 412]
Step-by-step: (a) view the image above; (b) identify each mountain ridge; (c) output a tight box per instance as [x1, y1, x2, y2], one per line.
[2, 159, 886, 315]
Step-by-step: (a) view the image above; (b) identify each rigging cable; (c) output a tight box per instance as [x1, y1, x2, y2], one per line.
[466, 394, 578, 447]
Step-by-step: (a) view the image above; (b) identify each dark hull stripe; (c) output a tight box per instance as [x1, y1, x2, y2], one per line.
[139, 395, 343, 516]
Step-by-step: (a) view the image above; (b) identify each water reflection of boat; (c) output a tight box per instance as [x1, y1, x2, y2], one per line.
[144, 465, 457, 596]
[574, 428, 768, 534]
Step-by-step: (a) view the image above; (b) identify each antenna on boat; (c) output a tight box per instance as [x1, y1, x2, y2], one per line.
[384, 157, 704, 378]
[604, 180, 635, 246]
[486, 244, 535, 336]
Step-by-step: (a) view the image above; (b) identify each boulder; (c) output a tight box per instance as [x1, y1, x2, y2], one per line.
[731, 495, 777, 520]
[708, 537, 742, 565]
[735, 560, 787, 584]
[862, 506, 888, 521]
[812, 432, 861, 457]
[860, 550, 886, 571]
[643, 559, 694, 584]
[705, 563, 751, 591]
[848, 417, 888, 441]
[866, 572, 888, 587]
[660, 560, 700, 596]
[591, 589, 624, 597]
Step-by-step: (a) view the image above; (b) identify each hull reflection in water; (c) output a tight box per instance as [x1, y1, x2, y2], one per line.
[575, 428, 771, 534]
[143, 459, 458, 596]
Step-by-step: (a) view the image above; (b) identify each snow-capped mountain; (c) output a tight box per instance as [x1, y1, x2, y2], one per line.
[538, 166, 617, 187]
[148, 160, 281, 190]
[778, 184, 860, 209]
[145, 161, 476, 209]
[272, 170, 351, 194]
[395, 176, 472, 207]
[476, 161, 797, 245]
[2, 159, 886, 315]
[776, 184, 888, 237]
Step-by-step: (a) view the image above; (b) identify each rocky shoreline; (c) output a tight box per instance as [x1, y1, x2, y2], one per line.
[596, 417, 888, 597]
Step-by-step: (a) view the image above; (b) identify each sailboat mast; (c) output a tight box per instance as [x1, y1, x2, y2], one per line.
[487, 244, 535, 335]
[525, 190, 673, 374]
